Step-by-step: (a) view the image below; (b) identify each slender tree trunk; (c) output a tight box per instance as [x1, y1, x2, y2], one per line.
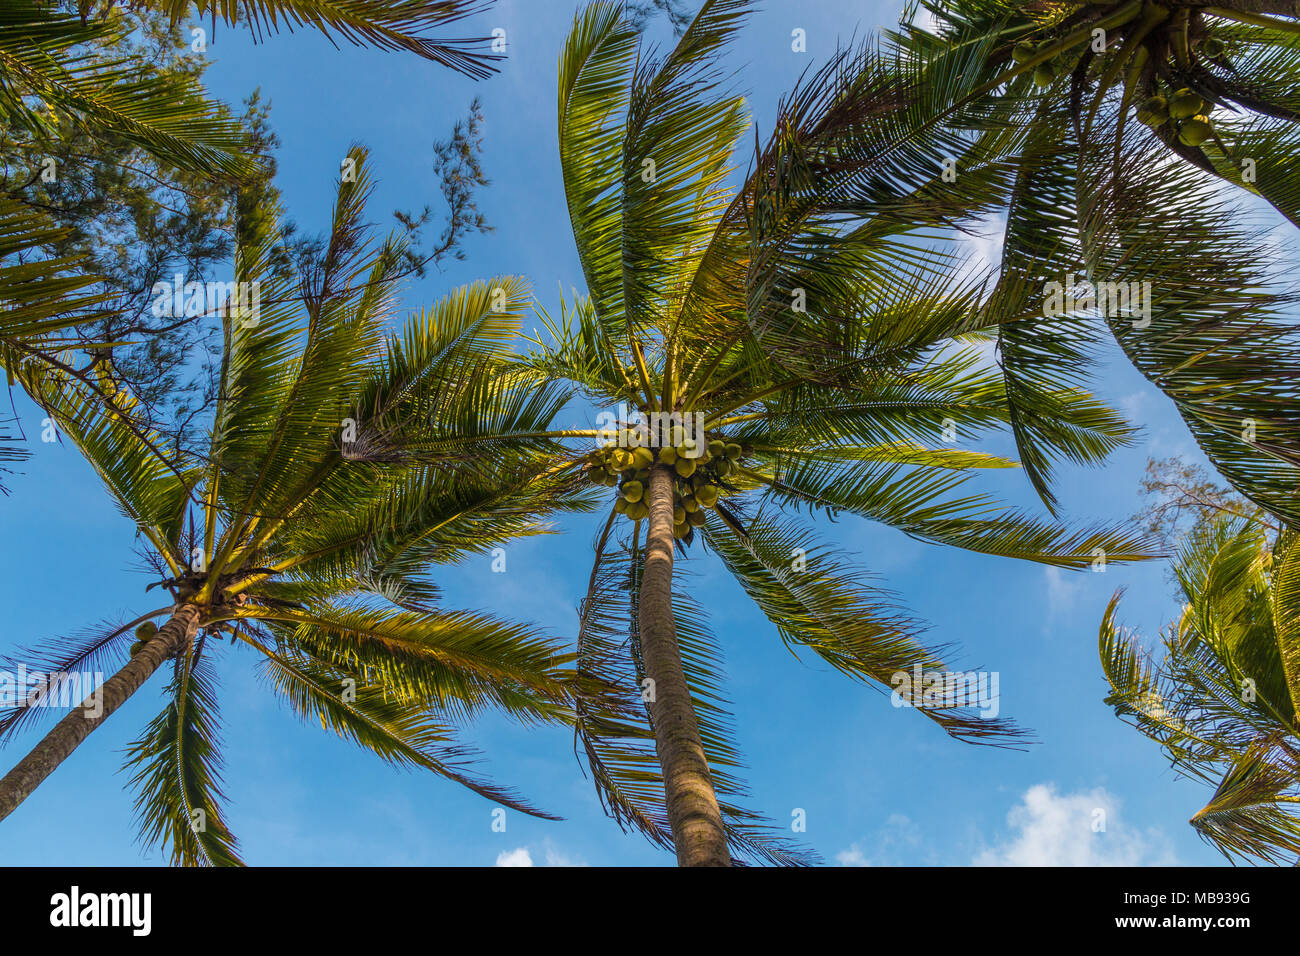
[0, 603, 200, 823]
[637, 463, 731, 867]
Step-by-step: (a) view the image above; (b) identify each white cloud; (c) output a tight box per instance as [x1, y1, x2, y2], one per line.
[974, 783, 1177, 866]
[1044, 565, 1085, 618]
[495, 847, 534, 867]
[836, 845, 871, 867]
[494, 841, 587, 867]
[956, 214, 1006, 288]
[541, 844, 588, 867]
[836, 814, 923, 866]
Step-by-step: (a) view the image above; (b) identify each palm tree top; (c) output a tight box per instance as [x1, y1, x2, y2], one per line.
[0, 150, 592, 865]
[527, 0, 1160, 865]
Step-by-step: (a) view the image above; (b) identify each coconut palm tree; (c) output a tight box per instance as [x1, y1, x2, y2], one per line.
[1100, 512, 1300, 864]
[536, 0, 1156, 867]
[881, 2, 1300, 528]
[898, 1, 1300, 224]
[0, 151, 589, 864]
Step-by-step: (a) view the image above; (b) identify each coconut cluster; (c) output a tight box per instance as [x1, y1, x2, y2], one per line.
[583, 429, 747, 539]
[128, 621, 157, 656]
[1012, 39, 1067, 88]
[1011, 31, 1223, 149]
[1136, 87, 1215, 146]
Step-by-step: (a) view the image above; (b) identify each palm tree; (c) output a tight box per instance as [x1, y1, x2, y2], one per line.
[898, 1, 1300, 224]
[1100, 512, 1300, 864]
[537, 0, 1156, 867]
[2, 0, 506, 455]
[882, 2, 1300, 528]
[0, 151, 588, 865]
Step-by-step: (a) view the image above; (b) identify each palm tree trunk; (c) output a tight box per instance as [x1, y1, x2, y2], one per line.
[638, 463, 731, 866]
[0, 603, 200, 823]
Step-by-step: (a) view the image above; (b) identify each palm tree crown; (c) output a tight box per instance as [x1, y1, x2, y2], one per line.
[535, 0, 1156, 865]
[0, 152, 589, 864]
[1101, 512, 1300, 864]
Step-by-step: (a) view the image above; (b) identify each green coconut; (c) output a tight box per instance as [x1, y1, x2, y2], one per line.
[1136, 95, 1168, 127]
[627, 501, 649, 521]
[129, 639, 147, 656]
[674, 505, 686, 524]
[682, 495, 699, 513]
[614, 497, 630, 514]
[659, 445, 678, 465]
[1169, 88, 1204, 120]
[695, 485, 720, 508]
[1032, 64, 1055, 87]
[610, 448, 634, 472]
[707, 439, 725, 458]
[724, 442, 742, 460]
[675, 457, 697, 478]
[1178, 115, 1213, 147]
[1200, 37, 1224, 59]
[673, 521, 690, 539]
[631, 447, 655, 469]
[687, 509, 707, 528]
[1012, 41, 1035, 65]
[135, 621, 158, 641]
[621, 480, 644, 503]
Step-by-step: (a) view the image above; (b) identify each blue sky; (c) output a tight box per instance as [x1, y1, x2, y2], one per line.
[1, 0, 1286, 866]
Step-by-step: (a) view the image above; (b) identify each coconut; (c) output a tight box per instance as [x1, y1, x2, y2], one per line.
[1200, 37, 1224, 59]
[715, 459, 733, 478]
[631, 447, 655, 469]
[614, 497, 630, 514]
[675, 458, 697, 477]
[610, 448, 634, 472]
[1169, 88, 1205, 120]
[724, 442, 742, 460]
[129, 639, 147, 656]
[627, 501, 649, 520]
[673, 522, 690, 539]
[1136, 95, 1169, 127]
[695, 485, 720, 508]
[621, 480, 644, 503]
[659, 445, 678, 465]
[682, 496, 700, 513]
[687, 509, 707, 528]
[135, 621, 158, 641]
[1178, 115, 1213, 146]
[708, 439, 725, 458]
[1032, 64, 1055, 87]
[1012, 41, 1034, 65]
[674, 505, 686, 524]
